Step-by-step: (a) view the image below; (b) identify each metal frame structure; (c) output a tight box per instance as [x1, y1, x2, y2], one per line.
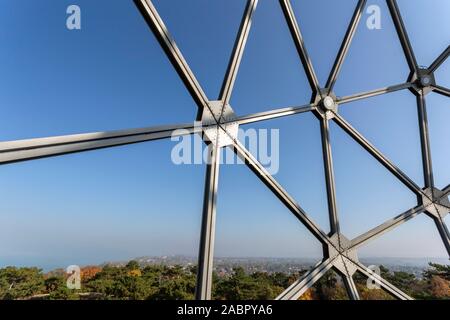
[2, 0, 449, 300]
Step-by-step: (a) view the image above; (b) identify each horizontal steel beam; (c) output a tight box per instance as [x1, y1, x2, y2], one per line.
[337, 82, 412, 105]
[332, 113, 423, 196]
[326, 0, 367, 92]
[0, 123, 197, 164]
[276, 258, 334, 300]
[350, 205, 424, 250]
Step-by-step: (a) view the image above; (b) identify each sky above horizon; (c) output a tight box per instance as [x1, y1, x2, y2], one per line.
[0, 0, 449, 270]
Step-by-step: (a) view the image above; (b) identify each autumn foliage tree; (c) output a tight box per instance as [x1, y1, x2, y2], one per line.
[80, 266, 102, 282]
[0, 262, 448, 300]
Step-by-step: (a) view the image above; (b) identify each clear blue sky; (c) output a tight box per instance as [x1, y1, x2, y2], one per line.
[0, 0, 448, 270]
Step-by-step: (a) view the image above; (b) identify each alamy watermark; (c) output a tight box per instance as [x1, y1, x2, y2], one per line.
[66, 5, 81, 30]
[366, 4, 381, 30]
[65, 3, 380, 31]
[366, 265, 382, 289]
[171, 122, 280, 175]
[66, 265, 81, 289]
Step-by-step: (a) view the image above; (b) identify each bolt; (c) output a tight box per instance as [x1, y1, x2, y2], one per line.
[420, 75, 431, 87]
[323, 96, 335, 110]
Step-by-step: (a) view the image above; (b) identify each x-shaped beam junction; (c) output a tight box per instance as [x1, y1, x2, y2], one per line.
[327, 233, 359, 277]
[201, 101, 239, 148]
[422, 188, 450, 220]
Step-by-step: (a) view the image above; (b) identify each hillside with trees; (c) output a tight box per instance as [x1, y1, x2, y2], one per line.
[0, 261, 448, 300]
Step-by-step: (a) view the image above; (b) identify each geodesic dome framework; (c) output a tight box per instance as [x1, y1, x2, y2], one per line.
[1, 0, 449, 300]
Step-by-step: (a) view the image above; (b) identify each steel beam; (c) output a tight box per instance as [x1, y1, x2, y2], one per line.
[320, 118, 340, 234]
[276, 258, 334, 300]
[350, 205, 424, 250]
[431, 84, 450, 98]
[219, 0, 258, 107]
[332, 113, 423, 196]
[0, 123, 197, 164]
[135, 0, 210, 113]
[231, 140, 330, 244]
[343, 274, 360, 300]
[434, 217, 450, 257]
[280, 0, 321, 94]
[443, 184, 450, 195]
[416, 92, 434, 188]
[196, 143, 221, 300]
[386, 0, 418, 73]
[429, 45, 450, 72]
[326, 0, 367, 92]
[354, 261, 413, 300]
[234, 104, 314, 125]
[337, 82, 412, 105]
